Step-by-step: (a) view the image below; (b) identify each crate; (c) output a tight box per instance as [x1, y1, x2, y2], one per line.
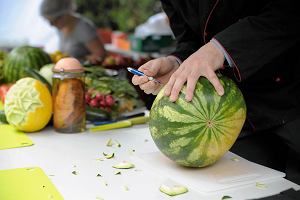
[129, 35, 175, 52]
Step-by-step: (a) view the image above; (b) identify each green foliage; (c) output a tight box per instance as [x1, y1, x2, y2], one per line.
[86, 75, 138, 98]
[74, 0, 160, 32]
[0, 51, 7, 60]
[84, 66, 144, 119]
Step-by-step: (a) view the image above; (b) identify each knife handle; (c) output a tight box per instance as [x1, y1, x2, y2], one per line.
[89, 120, 132, 132]
[129, 116, 149, 125]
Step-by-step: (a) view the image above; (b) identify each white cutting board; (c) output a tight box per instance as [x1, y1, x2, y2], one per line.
[132, 151, 285, 193]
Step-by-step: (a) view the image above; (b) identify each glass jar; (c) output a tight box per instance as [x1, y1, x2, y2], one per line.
[52, 58, 86, 133]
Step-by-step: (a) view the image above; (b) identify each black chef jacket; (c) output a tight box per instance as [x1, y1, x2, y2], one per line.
[161, 0, 300, 131]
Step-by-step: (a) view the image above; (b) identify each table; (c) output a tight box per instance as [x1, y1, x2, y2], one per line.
[105, 44, 165, 59]
[0, 124, 299, 200]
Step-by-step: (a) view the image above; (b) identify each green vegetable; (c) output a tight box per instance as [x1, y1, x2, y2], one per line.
[86, 76, 139, 98]
[106, 138, 113, 147]
[39, 64, 54, 85]
[256, 182, 267, 189]
[103, 152, 114, 159]
[115, 140, 121, 147]
[231, 157, 240, 162]
[149, 75, 246, 167]
[114, 170, 121, 175]
[101, 180, 108, 186]
[159, 184, 188, 196]
[0, 110, 8, 124]
[123, 185, 129, 191]
[84, 66, 107, 77]
[112, 161, 135, 169]
[86, 107, 109, 121]
[23, 67, 52, 92]
[72, 171, 78, 175]
[222, 196, 232, 200]
[85, 66, 144, 120]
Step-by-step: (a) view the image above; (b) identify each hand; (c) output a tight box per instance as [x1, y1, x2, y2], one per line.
[86, 54, 103, 65]
[132, 56, 180, 94]
[164, 42, 225, 102]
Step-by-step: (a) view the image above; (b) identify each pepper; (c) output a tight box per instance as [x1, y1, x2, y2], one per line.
[0, 84, 13, 103]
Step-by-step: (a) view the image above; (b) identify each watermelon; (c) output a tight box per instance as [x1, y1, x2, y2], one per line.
[3, 46, 51, 83]
[149, 75, 246, 167]
[0, 51, 7, 82]
[0, 61, 4, 82]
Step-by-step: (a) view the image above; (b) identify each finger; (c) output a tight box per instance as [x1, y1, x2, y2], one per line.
[164, 75, 176, 97]
[132, 75, 149, 85]
[185, 76, 198, 101]
[140, 81, 160, 94]
[152, 85, 163, 95]
[138, 61, 159, 77]
[169, 76, 187, 102]
[206, 71, 224, 96]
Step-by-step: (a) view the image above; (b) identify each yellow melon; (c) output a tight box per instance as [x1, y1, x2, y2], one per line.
[4, 77, 52, 132]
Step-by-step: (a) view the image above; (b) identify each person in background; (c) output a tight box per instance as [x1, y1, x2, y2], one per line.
[40, 0, 106, 64]
[132, 0, 300, 186]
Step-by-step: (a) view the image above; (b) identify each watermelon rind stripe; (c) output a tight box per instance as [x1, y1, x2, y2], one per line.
[3, 46, 51, 82]
[149, 75, 247, 167]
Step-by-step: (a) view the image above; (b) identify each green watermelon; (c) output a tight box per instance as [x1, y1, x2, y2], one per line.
[149, 75, 246, 167]
[3, 46, 51, 83]
[0, 51, 7, 82]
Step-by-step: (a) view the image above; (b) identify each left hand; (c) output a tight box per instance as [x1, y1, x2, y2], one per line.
[86, 54, 103, 65]
[164, 42, 225, 102]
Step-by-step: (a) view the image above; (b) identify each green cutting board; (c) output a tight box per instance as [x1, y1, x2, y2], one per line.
[0, 167, 64, 200]
[0, 124, 33, 150]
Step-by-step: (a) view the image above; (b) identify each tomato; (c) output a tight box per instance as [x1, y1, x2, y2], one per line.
[0, 84, 13, 103]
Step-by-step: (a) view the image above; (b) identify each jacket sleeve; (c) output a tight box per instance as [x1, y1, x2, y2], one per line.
[161, 0, 203, 61]
[214, 0, 300, 80]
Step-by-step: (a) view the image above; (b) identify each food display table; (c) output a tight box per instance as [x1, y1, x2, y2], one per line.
[0, 124, 299, 200]
[105, 44, 165, 59]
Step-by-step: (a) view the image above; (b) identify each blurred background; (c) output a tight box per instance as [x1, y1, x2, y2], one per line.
[0, 0, 176, 115]
[0, 0, 163, 52]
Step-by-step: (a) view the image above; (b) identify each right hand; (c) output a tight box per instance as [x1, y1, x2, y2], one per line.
[132, 56, 180, 95]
